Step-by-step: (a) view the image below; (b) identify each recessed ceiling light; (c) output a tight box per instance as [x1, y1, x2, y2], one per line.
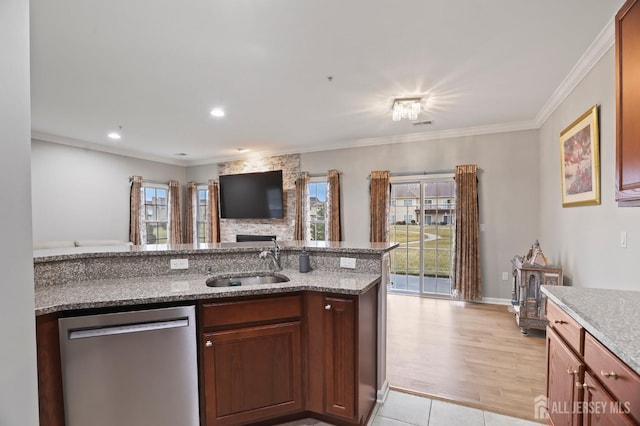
[237, 148, 249, 153]
[210, 108, 225, 118]
[108, 125, 123, 140]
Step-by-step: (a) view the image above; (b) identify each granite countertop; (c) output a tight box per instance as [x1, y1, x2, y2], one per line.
[33, 240, 399, 262]
[35, 268, 381, 315]
[541, 285, 640, 376]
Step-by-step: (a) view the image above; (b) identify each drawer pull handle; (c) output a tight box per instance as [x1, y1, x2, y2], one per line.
[566, 367, 578, 375]
[600, 370, 617, 379]
[554, 320, 567, 325]
[324, 304, 332, 310]
[575, 382, 588, 389]
[205, 340, 213, 348]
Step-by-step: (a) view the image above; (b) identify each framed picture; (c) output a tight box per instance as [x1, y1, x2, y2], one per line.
[559, 105, 600, 207]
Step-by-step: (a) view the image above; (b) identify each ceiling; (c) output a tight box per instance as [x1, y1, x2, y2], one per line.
[30, 0, 624, 166]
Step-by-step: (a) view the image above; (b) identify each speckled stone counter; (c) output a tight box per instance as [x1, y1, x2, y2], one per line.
[541, 286, 640, 376]
[34, 241, 397, 315]
[35, 268, 381, 315]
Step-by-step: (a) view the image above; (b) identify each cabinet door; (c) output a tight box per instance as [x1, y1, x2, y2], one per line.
[616, 0, 640, 205]
[547, 327, 584, 426]
[324, 296, 356, 420]
[583, 372, 635, 426]
[202, 322, 302, 426]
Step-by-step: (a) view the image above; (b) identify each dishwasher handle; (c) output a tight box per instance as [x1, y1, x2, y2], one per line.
[67, 318, 189, 340]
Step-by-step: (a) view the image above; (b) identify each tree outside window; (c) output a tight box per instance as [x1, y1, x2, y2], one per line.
[308, 181, 328, 241]
[196, 187, 209, 243]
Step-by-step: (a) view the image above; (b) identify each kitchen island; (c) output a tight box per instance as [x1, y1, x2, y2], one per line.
[34, 241, 397, 426]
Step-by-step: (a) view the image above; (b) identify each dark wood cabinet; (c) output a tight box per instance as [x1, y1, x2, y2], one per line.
[306, 285, 378, 425]
[200, 295, 304, 426]
[36, 313, 65, 426]
[547, 326, 584, 426]
[546, 299, 640, 425]
[323, 296, 356, 419]
[582, 372, 635, 426]
[201, 322, 303, 425]
[615, 0, 640, 205]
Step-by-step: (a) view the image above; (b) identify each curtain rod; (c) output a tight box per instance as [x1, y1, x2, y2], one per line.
[367, 169, 456, 179]
[129, 177, 171, 185]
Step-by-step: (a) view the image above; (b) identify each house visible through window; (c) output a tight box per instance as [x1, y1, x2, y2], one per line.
[143, 184, 168, 244]
[307, 180, 328, 241]
[196, 186, 209, 243]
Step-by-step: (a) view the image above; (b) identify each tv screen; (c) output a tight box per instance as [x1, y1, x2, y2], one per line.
[219, 170, 284, 219]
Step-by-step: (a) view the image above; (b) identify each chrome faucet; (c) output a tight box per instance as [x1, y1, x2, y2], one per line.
[259, 239, 282, 271]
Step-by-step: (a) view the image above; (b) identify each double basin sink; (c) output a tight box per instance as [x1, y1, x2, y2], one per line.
[206, 272, 290, 288]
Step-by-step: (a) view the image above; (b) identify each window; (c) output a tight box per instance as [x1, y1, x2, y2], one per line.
[307, 180, 328, 241]
[403, 199, 413, 206]
[196, 186, 209, 243]
[389, 176, 456, 296]
[143, 184, 168, 244]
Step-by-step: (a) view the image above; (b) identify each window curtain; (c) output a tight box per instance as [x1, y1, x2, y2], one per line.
[184, 182, 196, 244]
[327, 169, 341, 241]
[294, 172, 309, 240]
[369, 170, 390, 242]
[207, 180, 220, 243]
[453, 164, 482, 301]
[129, 176, 143, 245]
[168, 180, 182, 244]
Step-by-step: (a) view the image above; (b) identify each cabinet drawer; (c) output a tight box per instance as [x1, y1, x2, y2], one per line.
[201, 295, 302, 328]
[584, 333, 640, 423]
[546, 300, 584, 355]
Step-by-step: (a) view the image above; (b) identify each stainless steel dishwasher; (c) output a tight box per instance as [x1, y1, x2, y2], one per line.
[58, 305, 200, 426]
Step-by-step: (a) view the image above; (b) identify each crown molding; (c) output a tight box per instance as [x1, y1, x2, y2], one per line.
[31, 131, 189, 167]
[185, 120, 539, 166]
[535, 16, 615, 127]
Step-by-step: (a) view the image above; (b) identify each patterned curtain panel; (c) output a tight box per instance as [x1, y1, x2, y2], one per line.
[454, 164, 482, 301]
[327, 169, 341, 241]
[168, 180, 182, 244]
[184, 182, 196, 244]
[294, 172, 309, 240]
[129, 176, 143, 245]
[369, 170, 390, 242]
[207, 180, 220, 243]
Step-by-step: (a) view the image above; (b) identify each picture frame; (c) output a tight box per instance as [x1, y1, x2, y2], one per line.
[559, 105, 600, 207]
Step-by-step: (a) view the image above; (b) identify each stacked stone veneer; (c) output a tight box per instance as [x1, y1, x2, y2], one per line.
[33, 249, 383, 287]
[218, 154, 299, 242]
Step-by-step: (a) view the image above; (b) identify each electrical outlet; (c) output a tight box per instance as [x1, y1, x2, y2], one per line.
[340, 257, 357, 269]
[502, 272, 509, 281]
[170, 258, 189, 269]
[480, 224, 486, 232]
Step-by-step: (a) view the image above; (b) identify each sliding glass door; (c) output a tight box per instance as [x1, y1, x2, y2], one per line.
[388, 177, 456, 296]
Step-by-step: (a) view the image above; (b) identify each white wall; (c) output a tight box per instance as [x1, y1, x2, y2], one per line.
[539, 47, 639, 290]
[301, 130, 540, 300]
[0, 0, 39, 423]
[31, 140, 187, 243]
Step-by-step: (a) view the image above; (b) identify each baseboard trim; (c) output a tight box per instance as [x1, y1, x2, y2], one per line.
[377, 379, 390, 403]
[480, 297, 511, 306]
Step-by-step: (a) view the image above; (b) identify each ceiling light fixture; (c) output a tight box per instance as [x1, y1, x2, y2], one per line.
[210, 108, 225, 118]
[391, 97, 422, 121]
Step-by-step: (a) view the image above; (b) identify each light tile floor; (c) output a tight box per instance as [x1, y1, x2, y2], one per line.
[278, 390, 542, 426]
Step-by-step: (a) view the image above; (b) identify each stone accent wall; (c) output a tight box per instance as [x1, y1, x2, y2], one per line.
[218, 154, 300, 242]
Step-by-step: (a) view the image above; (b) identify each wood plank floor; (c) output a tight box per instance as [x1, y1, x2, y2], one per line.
[386, 294, 546, 422]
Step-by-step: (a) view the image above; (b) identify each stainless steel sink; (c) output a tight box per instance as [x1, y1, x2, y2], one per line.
[206, 273, 290, 287]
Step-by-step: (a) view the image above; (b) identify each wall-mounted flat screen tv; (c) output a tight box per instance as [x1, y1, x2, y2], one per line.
[219, 170, 284, 219]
